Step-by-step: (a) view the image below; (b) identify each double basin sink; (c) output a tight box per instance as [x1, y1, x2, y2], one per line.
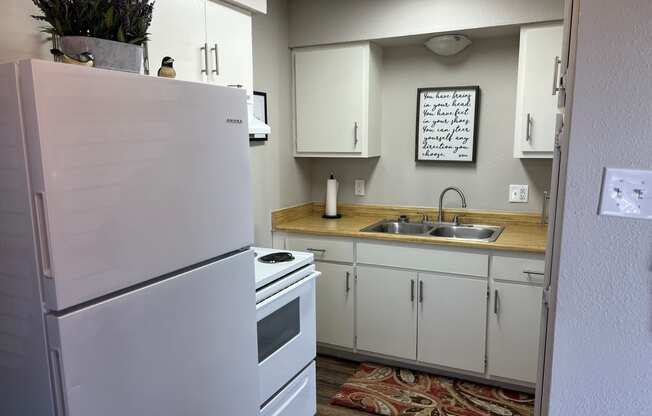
[360, 219, 504, 242]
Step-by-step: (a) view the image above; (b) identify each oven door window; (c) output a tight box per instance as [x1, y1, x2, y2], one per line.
[257, 298, 301, 363]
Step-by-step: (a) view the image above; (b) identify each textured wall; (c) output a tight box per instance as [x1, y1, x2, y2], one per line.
[310, 37, 552, 212]
[288, 0, 563, 47]
[250, 0, 311, 246]
[548, 0, 652, 413]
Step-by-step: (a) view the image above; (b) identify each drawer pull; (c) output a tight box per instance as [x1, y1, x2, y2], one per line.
[524, 270, 545, 276]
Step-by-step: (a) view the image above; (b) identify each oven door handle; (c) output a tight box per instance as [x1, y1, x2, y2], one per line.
[256, 271, 320, 311]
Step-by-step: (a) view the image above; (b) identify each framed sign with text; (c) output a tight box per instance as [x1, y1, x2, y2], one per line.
[415, 86, 480, 162]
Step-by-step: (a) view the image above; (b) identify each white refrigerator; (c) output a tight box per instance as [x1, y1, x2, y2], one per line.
[0, 60, 259, 416]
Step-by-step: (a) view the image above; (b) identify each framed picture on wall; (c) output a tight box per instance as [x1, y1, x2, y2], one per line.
[250, 91, 268, 141]
[415, 86, 480, 162]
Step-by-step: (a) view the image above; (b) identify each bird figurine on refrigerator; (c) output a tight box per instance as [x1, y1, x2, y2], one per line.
[157, 56, 176, 78]
[50, 49, 95, 67]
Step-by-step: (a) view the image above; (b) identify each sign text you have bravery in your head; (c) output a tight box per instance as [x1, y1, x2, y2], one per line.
[417, 87, 478, 162]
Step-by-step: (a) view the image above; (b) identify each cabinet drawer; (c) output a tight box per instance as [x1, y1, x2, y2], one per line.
[356, 242, 488, 277]
[286, 235, 353, 263]
[491, 253, 545, 284]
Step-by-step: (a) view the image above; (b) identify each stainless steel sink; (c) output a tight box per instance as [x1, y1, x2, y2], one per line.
[430, 224, 503, 242]
[360, 221, 435, 235]
[360, 219, 503, 242]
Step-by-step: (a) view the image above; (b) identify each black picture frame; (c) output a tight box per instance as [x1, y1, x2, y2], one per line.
[415, 86, 480, 163]
[250, 91, 268, 141]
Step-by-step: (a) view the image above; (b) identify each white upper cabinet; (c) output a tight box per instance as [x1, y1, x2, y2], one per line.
[206, 0, 253, 93]
[147, 0, 208, 82]
[513, 22, 563, 158]
[147, 0, 252, 90]
[222, 0, 266, 14]
[292, 42, 382, 158]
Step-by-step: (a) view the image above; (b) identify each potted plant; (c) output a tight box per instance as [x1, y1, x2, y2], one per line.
[32, 0, 155, 73]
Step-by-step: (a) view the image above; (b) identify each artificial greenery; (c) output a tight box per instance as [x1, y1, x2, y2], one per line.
[32, 0, 155, 45]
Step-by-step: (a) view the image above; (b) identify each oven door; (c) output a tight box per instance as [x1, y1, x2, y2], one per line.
[256, 271, 319, 404]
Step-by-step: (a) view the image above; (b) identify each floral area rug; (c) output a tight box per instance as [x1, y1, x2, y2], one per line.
[330, 362, 534, 416]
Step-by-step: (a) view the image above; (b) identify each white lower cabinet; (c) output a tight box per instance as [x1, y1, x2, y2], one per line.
[417, 273, 488, 373]
[315, 262, 355, 348]
[356, 266, 417, 360]
[488, 282, 543, 383]
[287, 232, 544, 386]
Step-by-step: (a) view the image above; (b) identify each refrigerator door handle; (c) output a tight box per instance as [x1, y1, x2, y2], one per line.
[49, 349, 67, 416]
[34, 192, 53, 278]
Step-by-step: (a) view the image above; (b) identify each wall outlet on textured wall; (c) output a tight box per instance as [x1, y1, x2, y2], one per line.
[509, 184, 529, 203]
[354, 179, 366, 196]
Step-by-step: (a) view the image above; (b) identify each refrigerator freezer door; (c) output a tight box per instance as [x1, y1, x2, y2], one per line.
[46, 250, 259, 416]
[18, 60, 253, 310]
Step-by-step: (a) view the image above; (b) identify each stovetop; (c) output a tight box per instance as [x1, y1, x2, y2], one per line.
[252, 247, 314, 290]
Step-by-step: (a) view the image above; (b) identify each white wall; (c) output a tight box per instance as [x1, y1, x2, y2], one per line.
[548, 0, 652, 413]
[310, 37, 552, 211]
[288, 0, 563, 47]
[2, 0, 50, 62]
[251, 0, 311, 246]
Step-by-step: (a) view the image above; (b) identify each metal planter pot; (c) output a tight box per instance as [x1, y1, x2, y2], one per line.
[60, 36, 143, 73]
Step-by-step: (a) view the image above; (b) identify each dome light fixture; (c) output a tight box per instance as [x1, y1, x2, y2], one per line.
[424, 34, 472, 56]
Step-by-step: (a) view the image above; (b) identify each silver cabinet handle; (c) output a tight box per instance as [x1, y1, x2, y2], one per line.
[354, 122, 359, 147]
[494, 289, 500, 315]
[524, 270, 545, 276]
[200, 43, 209, 75]
[210, 43, 219, 75]
[345, 271, 351, 293]
[410, 279, 415, 302]
[552, 56, 562, 95]
[305, 248, 326, 254]
[419, 281, 424, 303]
[526, 113, 532, 142]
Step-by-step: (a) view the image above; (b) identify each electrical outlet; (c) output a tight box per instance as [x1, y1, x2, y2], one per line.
[354, 179, 366, 196]
[599, 168, 652, 219]
[509, 185, 529, 203]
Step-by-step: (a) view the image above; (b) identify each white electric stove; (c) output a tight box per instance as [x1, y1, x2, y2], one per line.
[252, 247, 319, 416]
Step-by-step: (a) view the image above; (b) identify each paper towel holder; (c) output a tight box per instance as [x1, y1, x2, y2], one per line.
[323, 173, 342, 219]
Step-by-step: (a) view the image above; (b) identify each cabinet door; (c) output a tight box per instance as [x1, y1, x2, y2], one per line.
[294, 44, 366, 154]
[206, 0, 253, 93]
[417, 273, 488, 373]
[356, 266, 417, 360]
[315, 262, 355, 348]
[488, 282, 543, 383]
[514, 23, 563, 155]
[147, 0, 207, 82]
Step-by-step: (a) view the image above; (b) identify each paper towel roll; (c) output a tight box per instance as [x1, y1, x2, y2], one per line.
[325, 175, 338, 216]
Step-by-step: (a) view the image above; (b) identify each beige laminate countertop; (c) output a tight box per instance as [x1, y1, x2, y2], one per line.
[273, 208, 548, 254]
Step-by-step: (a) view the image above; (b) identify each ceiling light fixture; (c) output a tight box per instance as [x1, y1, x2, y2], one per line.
[424, 34, 472, 56]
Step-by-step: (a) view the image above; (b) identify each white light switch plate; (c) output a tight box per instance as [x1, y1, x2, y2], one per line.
[509, 185, 529, 203]
[354, 179, 366, 196]
[599, 168, 652, 219]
